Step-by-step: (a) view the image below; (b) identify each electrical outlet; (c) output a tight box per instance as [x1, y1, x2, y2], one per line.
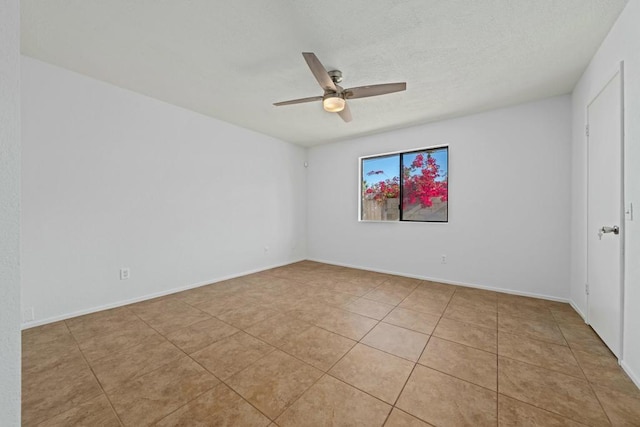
[120, 268, 130, 280]
[441, 255, 447, 264]
[22, 307, 34, 323]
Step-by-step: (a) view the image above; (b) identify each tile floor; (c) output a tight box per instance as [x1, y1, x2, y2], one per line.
[22, 261, 640, 426]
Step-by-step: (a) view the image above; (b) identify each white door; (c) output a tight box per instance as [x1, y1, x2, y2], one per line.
[587, 68, 624, 358]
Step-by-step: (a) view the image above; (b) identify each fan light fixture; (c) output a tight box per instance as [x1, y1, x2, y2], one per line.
[323, 95, 345, 112]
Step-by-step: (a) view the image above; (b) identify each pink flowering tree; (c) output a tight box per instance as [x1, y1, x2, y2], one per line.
[363, 171, 400, 202]
[402, 153, 448, 208]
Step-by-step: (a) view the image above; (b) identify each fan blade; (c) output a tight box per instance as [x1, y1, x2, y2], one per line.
[302, 52, 337, 92]
[273, 95, 322, 106]
[337, 102, 352, 123]
[345, 82, 406, 99]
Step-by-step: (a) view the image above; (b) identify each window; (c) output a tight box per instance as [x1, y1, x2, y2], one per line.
[360, 146, 448, 222]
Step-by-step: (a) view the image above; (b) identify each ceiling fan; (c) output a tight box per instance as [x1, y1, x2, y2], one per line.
[273, 52, 406, 123]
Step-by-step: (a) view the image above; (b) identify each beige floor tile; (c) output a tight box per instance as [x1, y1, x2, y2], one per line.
[65, 307, 140, 342]
[498, 394, 586, 426]
[259, 276, 301, 290]
[419, 337, 497, 391]
[156, 383, 270, 426]
[311, 307, 378, 341]
[443, 305, 497, 329]
[385, 275, 423, 288]
[270, 268, 315, 283]
[261, 278, 299, 293]
[71, 319, 158, 364]
[286, 301, 333, 324]
[454, 287, 499, 299]
[410, 286, 447, 300]
[418, 281, 458, 294]
[335, 281, 379, 297]
[344, 297, 395, 320]
[90, 333, 183, 391]
[165, 317, 240, 354]
[363, 284, 413, 305]
[572, 348, 640, 397]
[498, 293, 549, 308]
[315, 290, 360, 307]
[385, 408, 434, 426]
[245, 313, 313, 347]
[433, 317, 497, 353]
[497, 300, 555, 322]
[545, 300, 577, 310]
[396, 365, 497, 427]
[22, 351, 105, 426]
[192, 331, 274, 380]
[306, 277, 342, 290]
[37, 394, 120, 427]
[22, 331, 79, 375]
[280, 326, 355, 371]
[22, 321, 73, 348]
[107, 357, 218, 426]
[498, 331, 584, 378]
[447, 294, 498, 313]
[267, 297, 308, 313]
[498, 313, 566, 345]
[276, 375, 391, 426]
[382, 307, 440, 335]
[593, 384, 640, 426]
[216, 302, 281, 330]
[345, 272, 388, 287]
[559, 323, 613, 356]
[192, 294, 260, 317]
[128, 298, 211, 335]
[227, 350, 323, 419]
[498, 356, 609, 425]
[399, 293, 450, 316]
[174, 287, 220, 307]
[361, 323, 429, 362]
[551, 308, 586, 326]
[329, 343, 414, 404]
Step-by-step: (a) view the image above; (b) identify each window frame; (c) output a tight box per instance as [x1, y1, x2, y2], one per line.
[358, 145, 449, 223]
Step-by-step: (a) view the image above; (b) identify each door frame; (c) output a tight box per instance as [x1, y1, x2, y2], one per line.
[585, 60, 625, 360]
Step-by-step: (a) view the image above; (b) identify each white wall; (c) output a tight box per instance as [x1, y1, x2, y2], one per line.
[307, 96, 572, 300]
[571, 0, 640, 386]
[0, 0, 21, 423]
[21, 56, 307, 326]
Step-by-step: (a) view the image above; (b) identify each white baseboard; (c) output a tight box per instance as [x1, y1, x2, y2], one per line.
[21, 258, 305, 330]
[569, 300, 588, 322]
[620, 360, 640, 390]
[307, 257, 571, 303]
[22, 257, 578, 329]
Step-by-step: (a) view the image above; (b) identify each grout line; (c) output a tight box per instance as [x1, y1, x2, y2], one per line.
[218, 276, 408, 422]
[382, 285, 457, 425]
[185, 312, 330, 422]
[131, 309, 274, 423]
[269, 372, 328, 422]
[495, 308, 615, 425]
[559, 328, 615, 425]
[496, 392, 600, 425]
[62, 320, 126, 427]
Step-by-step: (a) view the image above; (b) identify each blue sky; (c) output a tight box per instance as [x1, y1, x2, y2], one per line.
[362, 147, 448, 185]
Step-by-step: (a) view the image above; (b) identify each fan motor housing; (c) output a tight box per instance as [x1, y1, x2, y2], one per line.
[328, 70, 343, 83]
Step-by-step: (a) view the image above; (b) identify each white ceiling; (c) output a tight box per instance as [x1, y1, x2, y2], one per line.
[21, 0, 628, 147]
